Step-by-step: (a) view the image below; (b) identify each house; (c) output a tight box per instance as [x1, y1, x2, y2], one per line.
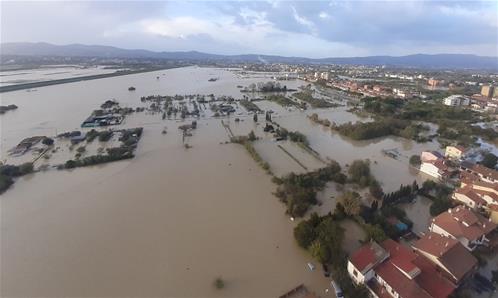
[348, 239, 455, 298]
[429, 206, 496, 251]
[453, 175, 498, 209]
[445, 146, 466, 160]
[421, 151, 444, 163]
[412, 232, 478, 284]
[420, 159, 449, 180]
[469, 164, 498, 184]
[461, 176, 498, 196]
[452, 186, 487, 209]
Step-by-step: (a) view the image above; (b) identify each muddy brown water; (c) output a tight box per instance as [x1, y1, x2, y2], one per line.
[1, 66, 440, 297]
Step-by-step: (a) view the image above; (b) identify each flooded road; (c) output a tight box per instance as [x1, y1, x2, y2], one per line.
[1, 66, 438, 296]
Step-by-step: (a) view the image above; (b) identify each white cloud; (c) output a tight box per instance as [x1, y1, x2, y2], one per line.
[291, 6, 317, 35]
[319, 11, 330, 19]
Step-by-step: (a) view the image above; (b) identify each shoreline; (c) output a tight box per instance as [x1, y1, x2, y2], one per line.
[0, 66, 183, 93]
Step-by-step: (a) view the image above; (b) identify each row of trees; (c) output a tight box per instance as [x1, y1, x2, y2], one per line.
[0, 162, 34, 194]
[331, 118, 427, 141]
[293, 90, 337, 108]
[382, 181, 419, 205]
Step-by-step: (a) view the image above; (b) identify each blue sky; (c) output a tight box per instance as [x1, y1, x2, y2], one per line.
[1, 1, 497, 57]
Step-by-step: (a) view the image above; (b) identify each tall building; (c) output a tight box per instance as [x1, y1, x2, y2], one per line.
[493, 87, 498, 99]
[481, 85, 494, 98]
[443, 95, 470, 106]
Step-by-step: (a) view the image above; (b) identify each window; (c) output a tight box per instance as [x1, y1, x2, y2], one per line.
[353, 270, 358, 277]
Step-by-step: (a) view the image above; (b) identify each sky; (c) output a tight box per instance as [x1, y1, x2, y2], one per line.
[1, 0, 497, 58]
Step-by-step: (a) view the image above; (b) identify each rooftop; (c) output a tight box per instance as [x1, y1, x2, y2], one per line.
[349, 241, 389, 273]
[413, 232, 478, 283]
[432, 206, 496, 241]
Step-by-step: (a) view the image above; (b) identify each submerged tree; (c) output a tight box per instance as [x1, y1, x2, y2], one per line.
[213, 277, 225, 289]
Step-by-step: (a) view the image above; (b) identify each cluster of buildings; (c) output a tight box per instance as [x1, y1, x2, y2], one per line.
[348, 205, 496, 298]
[418, 146, 466, 180]
[346, 145, 498, 297]
[442, 85, 498, 113]
[327, 80, 417, 99]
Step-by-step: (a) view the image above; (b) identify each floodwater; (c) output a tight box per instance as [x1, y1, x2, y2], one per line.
[0, 65, 121, 87]
[1, 67, 334, 297]
[1, 66, 439, 297]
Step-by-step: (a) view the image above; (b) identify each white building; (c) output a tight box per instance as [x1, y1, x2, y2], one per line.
[420, 159, 448, 180]
[443, 95, 470, 107]
[445, 145, 466, 160]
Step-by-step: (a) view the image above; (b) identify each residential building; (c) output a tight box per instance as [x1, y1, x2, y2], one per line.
[428, 79, 442, 87]
[412, 232, 478, 284]
[320, 72, 330, 80]
[429, 206, 496, 251]
[453, 171, 498, 209]
[452, 186, 487, 209]
[445, 145, 466, 160]
[421, 151, 444, 163]
[443, 95, 470, 107]
[420, 159, 449, 180]
[481, 85, 495, 98]
[348, 239, 455, 298]
[460, 162, 498, 184]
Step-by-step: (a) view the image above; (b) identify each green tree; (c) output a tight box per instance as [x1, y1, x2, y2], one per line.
[482, 153, 498, 169]
[294, 220, 316, 249]
[213, 277, 225, 289]
[42, 137, 54, 146]
[19, 162, 34, 175]
[248, 131, 256, 141]
[409, 155, 421, 166]
[309, 240, 329, 263]
[348, 160, 372, 187]
[369, 179, 384, 199]
[340, 191, 362, 216]
[364, 224, 387, 242]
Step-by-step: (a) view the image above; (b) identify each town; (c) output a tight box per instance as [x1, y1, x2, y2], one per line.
[1, 1, 498, 297]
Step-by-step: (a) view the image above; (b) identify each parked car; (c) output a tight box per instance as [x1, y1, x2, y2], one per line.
[307, 262, 315, 271]
[331, 280, 344, 298]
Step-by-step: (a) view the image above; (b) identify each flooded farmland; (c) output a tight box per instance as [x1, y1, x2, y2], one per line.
[1, 66, 438, 297]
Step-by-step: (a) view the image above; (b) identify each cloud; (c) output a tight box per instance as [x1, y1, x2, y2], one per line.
[1, 1, 497, 57]
[319, 12, 330, 19]
[290, 5, 317, 35]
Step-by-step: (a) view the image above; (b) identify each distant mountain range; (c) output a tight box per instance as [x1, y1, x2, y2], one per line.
[2, 42, 497, 70]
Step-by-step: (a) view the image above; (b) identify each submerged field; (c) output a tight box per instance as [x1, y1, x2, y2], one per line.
[1, 66, 440, 296]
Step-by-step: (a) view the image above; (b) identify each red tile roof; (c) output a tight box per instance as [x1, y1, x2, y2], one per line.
[454, 187, 487, 205]
[349, 241, 388, 273]
[412, 255, 456, 298]
[381, 239, 420, 277]
[472, 164, 498, 181]
[432, 206, 496, 241]
[374, 259, 432, 298]
[413, 232, 478, 283]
